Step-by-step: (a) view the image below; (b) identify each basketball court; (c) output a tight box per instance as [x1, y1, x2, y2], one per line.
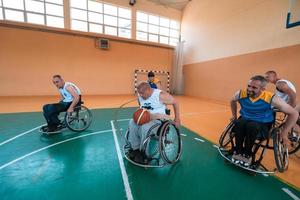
[1, 0, 300, 199]
[0, 106, 299, 200]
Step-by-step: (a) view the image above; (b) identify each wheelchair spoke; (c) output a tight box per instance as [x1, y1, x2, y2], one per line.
[160, 122, 182, 164]
[65, 105, 92, 132]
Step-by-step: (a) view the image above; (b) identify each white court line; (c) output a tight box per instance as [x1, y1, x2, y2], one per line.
[110, 120, 133, 200]
[0, 124, 46, 147]
[0, 129, 112, 170]
[117, 118, 131, 122]
[261, 173, 269, 177]
[212, 144, 219, 149]
[282, 188, 300, 200]
[180, 133, 187, 137]
[194, 138, 205, 142]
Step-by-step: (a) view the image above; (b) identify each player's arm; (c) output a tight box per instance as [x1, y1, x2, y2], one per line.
[272, 95, 299, 145]
[59, 94, 64, 102]
[159, 91, 180, 128]
[66, 86, 80, 113]
[276, 81, 297, 107]
[230, 91, 240, 121]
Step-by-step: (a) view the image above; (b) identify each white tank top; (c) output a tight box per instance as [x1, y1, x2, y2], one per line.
[275, 79, 296, 103]
[59, 82, 81, 102]
[138, 89, 166, 114]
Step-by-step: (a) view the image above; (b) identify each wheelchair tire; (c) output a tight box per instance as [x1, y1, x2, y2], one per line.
[65, 105, 92, 132]
[287, 129, 300, 155]
[277, 123, 300, 155]
[219, 121, 235, 149]
[159, 121, 182, 164]
[272, 128, 289, 173]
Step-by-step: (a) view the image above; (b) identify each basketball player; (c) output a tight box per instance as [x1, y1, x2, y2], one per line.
[127, 82, 180, 163]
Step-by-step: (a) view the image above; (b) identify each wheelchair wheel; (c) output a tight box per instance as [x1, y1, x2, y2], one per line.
[272, 128, 289, 173]
[287, 130, 300, 154]
[143, 123, 161, 159]
[219, 121, 235, 149]
[159, 121, 182, 164]
[277, 123, 300, 155]
[65, 105, 92, 132]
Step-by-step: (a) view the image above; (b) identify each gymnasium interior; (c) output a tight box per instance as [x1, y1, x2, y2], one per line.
[0, 0, 299, 199]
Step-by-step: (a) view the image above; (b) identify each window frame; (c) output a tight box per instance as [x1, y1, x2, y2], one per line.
[136, 10, 180, 46]
[0, 0, 64, 28]
[70, 0, 132, 38]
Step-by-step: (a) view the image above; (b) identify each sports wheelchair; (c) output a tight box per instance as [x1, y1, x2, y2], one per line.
[40, 100, 93, 135]
[218, 110, 299, 174]
[123, 119, 182, 168]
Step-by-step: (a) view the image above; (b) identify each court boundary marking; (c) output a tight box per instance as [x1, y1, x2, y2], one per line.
[282, 188, 300, 200]
[0, 129, 112, 170]
[0, 123, 46, 146]
[111, 120, 134, 200]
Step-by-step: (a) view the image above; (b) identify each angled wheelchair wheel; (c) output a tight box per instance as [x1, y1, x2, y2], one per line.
[287, 129, 300, 155]
[277, 123, 300, 155]
[143, 121, 162, 158]
[159, 121, 182, 164]
[219, 121, 235, 149]
[272, 128, 289, 173]
[65, 105, 92, 132]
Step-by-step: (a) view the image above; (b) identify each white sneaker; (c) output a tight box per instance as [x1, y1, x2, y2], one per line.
[240, 155, 252, 167]
[231, 153, 242, 164]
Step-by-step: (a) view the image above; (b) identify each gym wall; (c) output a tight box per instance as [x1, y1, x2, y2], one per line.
[181, 0, 300, 102]
[0, 0, 181, 96]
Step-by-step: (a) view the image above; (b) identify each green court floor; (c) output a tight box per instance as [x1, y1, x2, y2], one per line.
[0, 108, 299, 200]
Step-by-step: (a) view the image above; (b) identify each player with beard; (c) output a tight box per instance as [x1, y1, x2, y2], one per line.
[229, 75, 298, 167]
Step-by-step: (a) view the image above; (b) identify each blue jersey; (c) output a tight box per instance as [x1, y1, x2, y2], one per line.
[148, 77, 160, 89]
[149, 82, 157, 89]
[239, 90, 275, 123]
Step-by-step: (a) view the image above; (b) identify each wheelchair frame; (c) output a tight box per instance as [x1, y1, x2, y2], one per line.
[218, 114, 293, 174]
[123, 119, 182, 168]
[40, 101, 93, 135]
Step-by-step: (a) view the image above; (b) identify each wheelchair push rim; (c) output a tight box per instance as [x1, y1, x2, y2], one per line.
[287, 129, 300, 155]
[219, 120, 235, 149]
[65, 105, 93, 132]
[272, 128, 289, 173]
[159, 121, 182, 164]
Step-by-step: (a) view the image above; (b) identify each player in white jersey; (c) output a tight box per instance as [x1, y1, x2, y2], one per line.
[265, 71, 297, 107]
[127, 82, 180, 163]
[42, 75, 81, 132]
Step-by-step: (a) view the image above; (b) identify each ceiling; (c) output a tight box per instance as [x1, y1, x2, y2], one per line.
[146, 0, 191, 11]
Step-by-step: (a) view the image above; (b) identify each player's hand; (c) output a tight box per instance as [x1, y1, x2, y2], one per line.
[174, 118, 181, 128]
[67, 107, 74, 114]
[280, 131, 291, 147]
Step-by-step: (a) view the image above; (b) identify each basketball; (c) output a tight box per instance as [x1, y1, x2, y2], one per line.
[133, 108, 151, 125]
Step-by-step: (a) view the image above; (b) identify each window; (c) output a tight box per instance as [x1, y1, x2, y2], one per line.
[70, 0, 131, 38]
[0, 0, 64, 28]
[136, 11, 180, 46]
[0, 1, 3, 20]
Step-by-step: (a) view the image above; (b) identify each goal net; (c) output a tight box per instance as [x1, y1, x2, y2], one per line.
[134, 69, 170, 93]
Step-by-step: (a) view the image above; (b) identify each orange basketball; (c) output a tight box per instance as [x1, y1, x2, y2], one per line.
[133, 108, 151, 125]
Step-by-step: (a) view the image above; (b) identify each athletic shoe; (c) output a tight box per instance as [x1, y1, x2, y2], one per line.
[41, 125, 49, 132]
[231, 153, 242, 164]
[127, 149, 147, 164]
[240, 155, 252, 167]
